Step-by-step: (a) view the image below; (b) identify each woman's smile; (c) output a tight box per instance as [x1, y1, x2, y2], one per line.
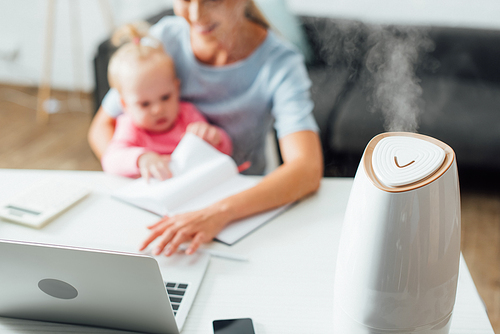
[193, 22, 219, 35]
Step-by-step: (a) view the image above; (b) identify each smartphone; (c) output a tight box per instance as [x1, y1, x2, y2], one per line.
[213, 318, 255, 334]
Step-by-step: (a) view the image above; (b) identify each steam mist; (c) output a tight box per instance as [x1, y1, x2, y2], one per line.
[365, 27, 435, 133]
[309, 19, 436, 134]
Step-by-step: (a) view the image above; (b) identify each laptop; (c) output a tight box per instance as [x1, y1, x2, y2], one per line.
[0, 239, 210, 334]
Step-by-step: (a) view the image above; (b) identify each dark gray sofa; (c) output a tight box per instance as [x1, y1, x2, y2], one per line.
[302, 18, 500, 176]
[94, 10, 500, 178]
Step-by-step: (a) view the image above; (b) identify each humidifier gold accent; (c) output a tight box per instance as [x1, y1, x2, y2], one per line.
[394, 156, 414, 168]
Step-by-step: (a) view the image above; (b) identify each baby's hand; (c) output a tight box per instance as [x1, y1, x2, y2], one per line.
[186, 122, 222, 148]
[138, 152, 172, 182]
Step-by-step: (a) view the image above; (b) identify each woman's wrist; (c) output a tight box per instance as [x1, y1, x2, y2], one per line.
[207, 198, 237, 228]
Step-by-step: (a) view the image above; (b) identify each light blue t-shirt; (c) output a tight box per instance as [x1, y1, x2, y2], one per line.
[102, 16, 318, 175]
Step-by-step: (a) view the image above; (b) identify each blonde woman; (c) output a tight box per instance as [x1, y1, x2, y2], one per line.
[89, 0, 323, 256]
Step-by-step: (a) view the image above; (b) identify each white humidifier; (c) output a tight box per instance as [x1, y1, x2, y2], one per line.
[333, 132, 461, 334]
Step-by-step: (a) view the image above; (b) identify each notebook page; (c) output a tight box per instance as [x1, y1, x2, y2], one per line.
[171, 174, 257, 215]
[112, 134, 238, 215]
[113, 155, 236, 215]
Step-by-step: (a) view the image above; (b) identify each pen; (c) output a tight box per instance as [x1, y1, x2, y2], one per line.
[179, 245, 248, 262]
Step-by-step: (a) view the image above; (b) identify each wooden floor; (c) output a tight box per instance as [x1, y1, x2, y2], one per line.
[0, 85, 102, 171]
[460, 176, 500, 333]
[1, 85, 499, 333]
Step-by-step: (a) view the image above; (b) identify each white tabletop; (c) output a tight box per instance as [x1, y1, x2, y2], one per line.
[0, 169, 494, 333]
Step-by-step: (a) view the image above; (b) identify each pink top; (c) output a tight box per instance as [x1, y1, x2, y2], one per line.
[101, 102, 233, 178]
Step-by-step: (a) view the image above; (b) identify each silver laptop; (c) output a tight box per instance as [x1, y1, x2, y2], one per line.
[0, 239, 210, 334]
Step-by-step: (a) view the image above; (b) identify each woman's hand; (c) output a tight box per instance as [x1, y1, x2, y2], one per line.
[138, 152, 172, 181]
[139, 205, 231, 256]
[186, 122, 222, 148]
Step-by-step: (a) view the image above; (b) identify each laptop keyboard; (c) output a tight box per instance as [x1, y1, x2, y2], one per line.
[165, 282, 188, 316]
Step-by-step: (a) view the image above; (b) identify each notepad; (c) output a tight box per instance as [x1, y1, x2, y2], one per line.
[112, 133, 289, 245]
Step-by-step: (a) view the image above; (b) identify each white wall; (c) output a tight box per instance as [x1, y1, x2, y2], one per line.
[288, 0, 500, 29]
[1, 0, 499, 92]
[0, 0, 171, 91]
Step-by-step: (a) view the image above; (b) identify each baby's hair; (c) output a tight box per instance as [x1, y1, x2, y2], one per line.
[108, 21, 173, 91]
[111, 21, 151, 48]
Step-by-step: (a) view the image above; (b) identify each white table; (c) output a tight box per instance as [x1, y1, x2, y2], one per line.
[0, 169, 494, 333]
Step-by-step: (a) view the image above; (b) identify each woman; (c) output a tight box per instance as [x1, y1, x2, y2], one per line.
[88, 0, 323, 256]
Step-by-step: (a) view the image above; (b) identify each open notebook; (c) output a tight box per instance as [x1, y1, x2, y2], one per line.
[112, 133, 290, 245]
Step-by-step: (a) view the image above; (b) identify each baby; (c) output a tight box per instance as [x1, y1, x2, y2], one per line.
[101, 22, 232, 180]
